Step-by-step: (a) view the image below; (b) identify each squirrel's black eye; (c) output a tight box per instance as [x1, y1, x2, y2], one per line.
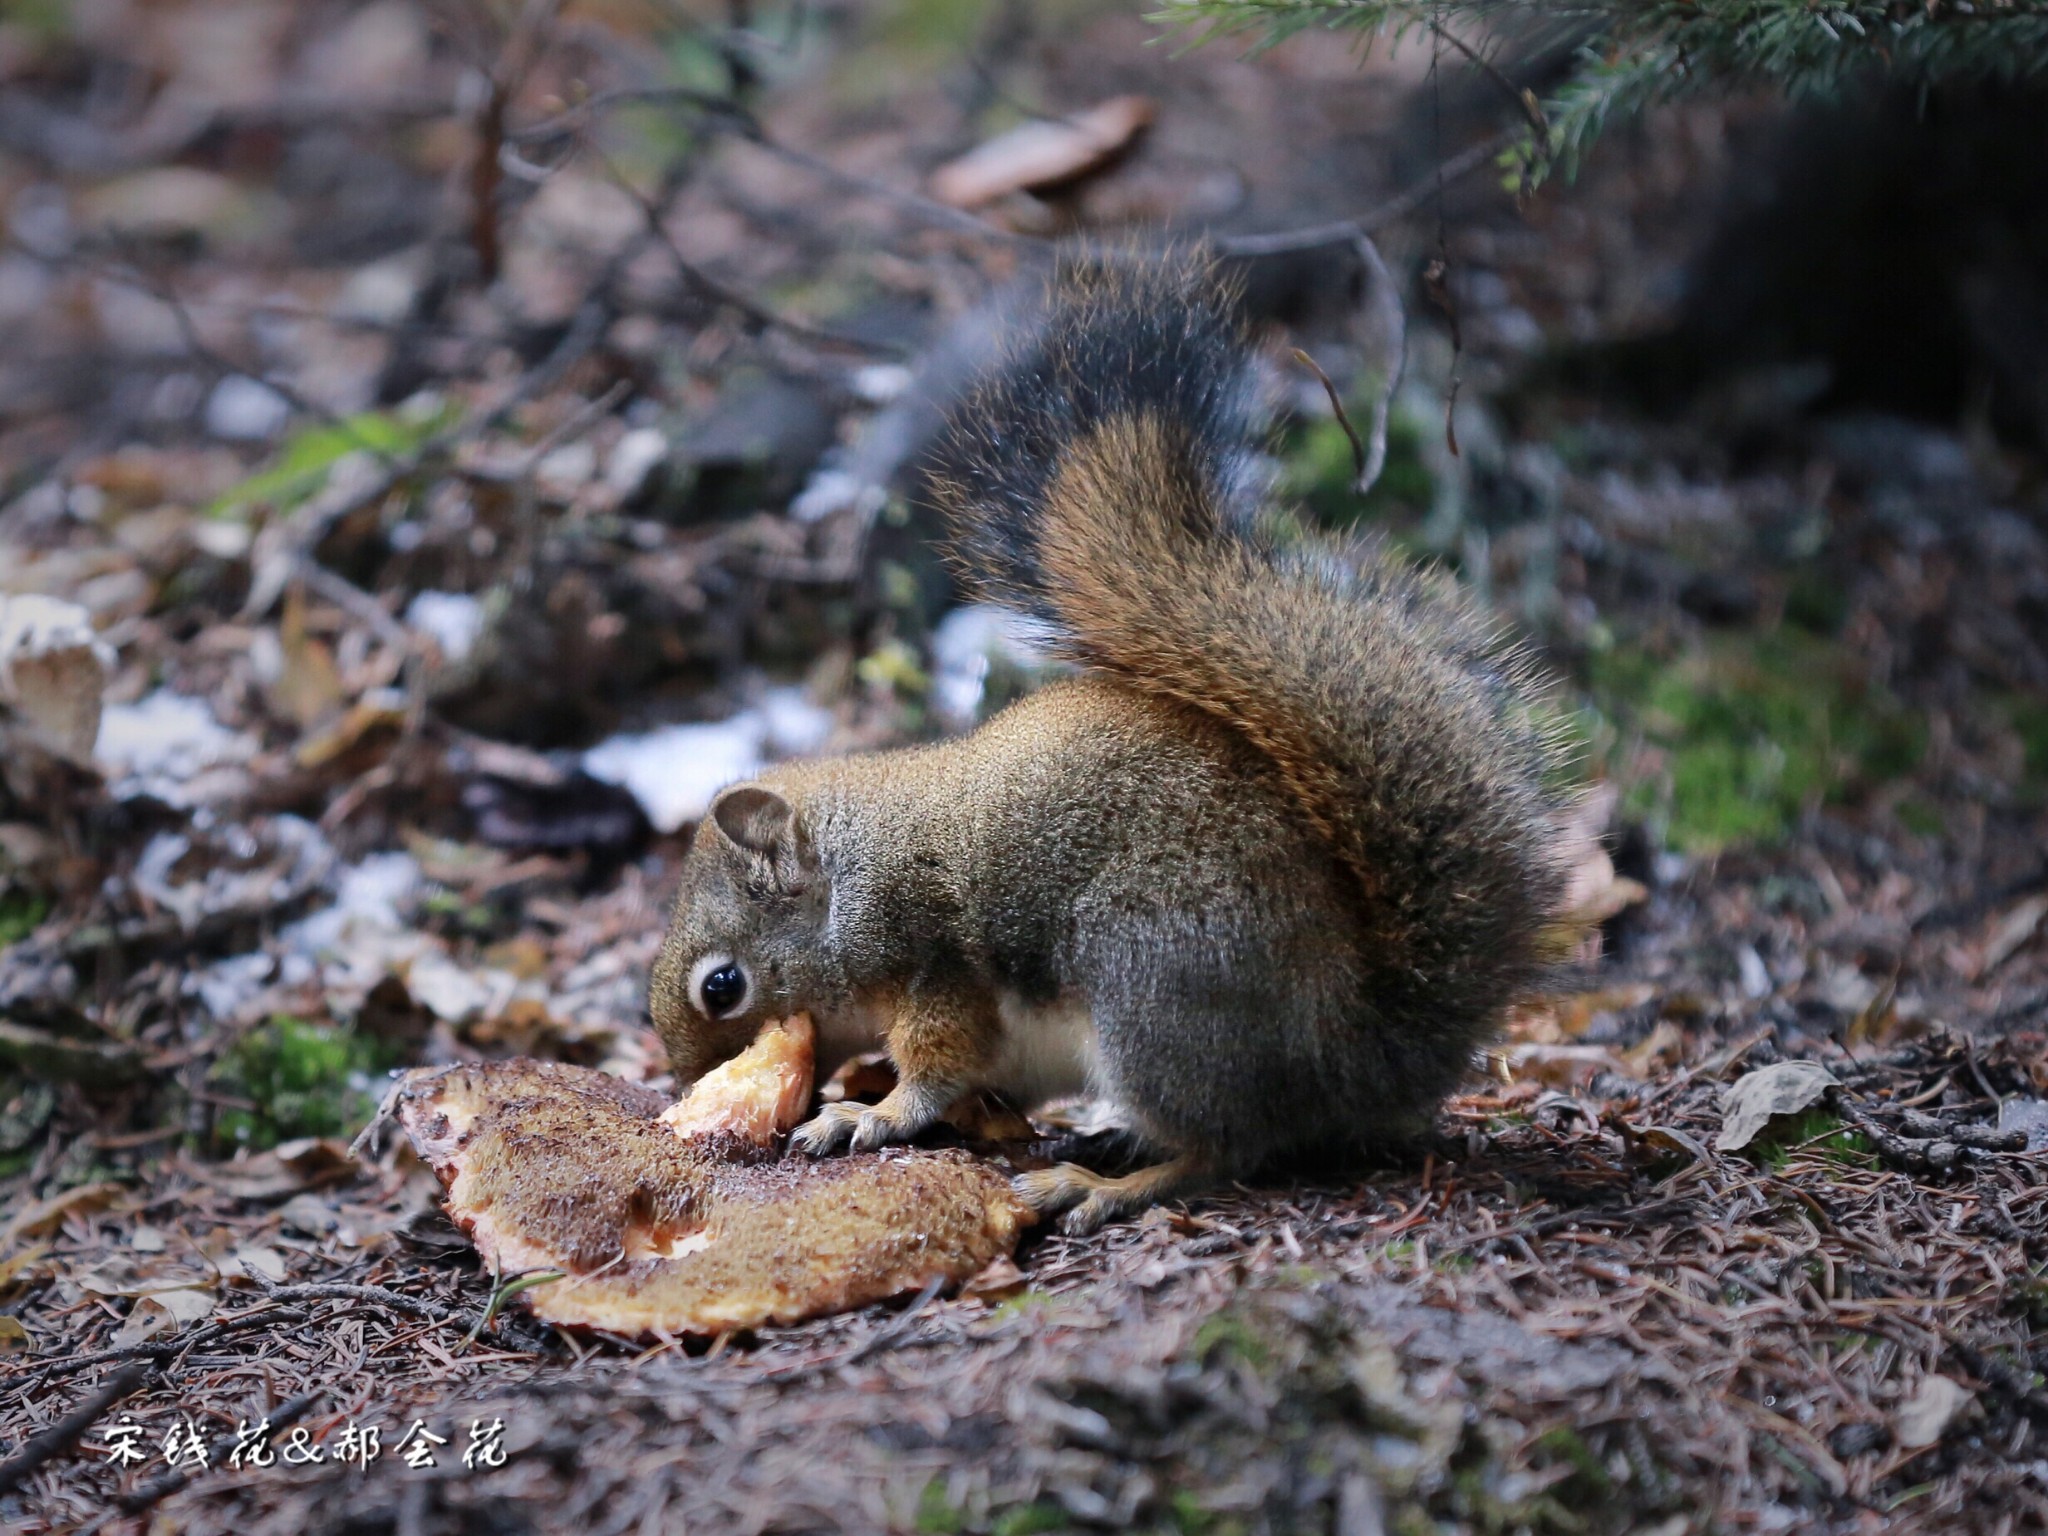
[700, 964, 746, 1017]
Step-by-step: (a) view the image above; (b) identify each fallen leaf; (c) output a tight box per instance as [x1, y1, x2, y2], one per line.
[2, 1180, 125, 1247]
[930, 96, 1156, 208]
[1894, 1375, 1974, 1450]
[1503, 1041, 1630, 1088]
[231, 1245, 289, 1283]
[960, 1255, 1028, 1302]
[0, 1241, 51, 1288]
[271, 588, 346, 729]
[1975, 895, 2048, 979]
[1716, 1061, 1839, 1151]
[206, 1137, 358, 1199]
[1637, 1125, 1709, 1165]
[1620, 1019, 1686, 1077]
[0, 593, 111, 764]
[0, 1315, 29, 1351]
[1551, 983, 1658, 1039]
[279, 1192, 344, 1238]
[112, 1286, 217, 1346]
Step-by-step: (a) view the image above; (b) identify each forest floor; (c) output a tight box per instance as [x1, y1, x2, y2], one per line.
[3, 4, 2047, 1534]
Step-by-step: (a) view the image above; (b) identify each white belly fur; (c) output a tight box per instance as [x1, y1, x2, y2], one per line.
[988, 991, 1101, 1107]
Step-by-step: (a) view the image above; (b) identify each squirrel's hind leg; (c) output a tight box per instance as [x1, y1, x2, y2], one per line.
[1014, 1152, 1209, 1237]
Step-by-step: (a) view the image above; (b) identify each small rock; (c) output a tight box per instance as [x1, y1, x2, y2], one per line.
[605, 427, 670, 501]
[205, 375, 292, 442]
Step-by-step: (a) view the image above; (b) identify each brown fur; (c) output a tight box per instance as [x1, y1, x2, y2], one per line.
[652, 253, 1575, 1234]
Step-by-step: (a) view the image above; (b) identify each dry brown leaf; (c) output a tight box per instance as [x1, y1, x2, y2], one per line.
[205, 1137, 358, 1199]
[1620, 1019, 1686, 1078]
[272, 587, 346, 729]
[1716, 1061, 1838, 1152]
[959, 1255, 1029, 1302]
[929, 96, 1155, 208]
[1551, 983, 1658, 1039]
[112, 1286, 218, 1346]
[0, 1241, 51, 1289]
[1973, 895, 2048, 980]
[1894, 1375, 1974, 1449]
[0, 593, 110, 764]
[3, 1180, 125, 1248]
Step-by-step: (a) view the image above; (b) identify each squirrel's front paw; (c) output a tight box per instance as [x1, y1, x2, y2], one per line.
[791, 1101, 919, 1156]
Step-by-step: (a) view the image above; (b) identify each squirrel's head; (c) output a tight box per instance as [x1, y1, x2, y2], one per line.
[650, 782, 829, 1084]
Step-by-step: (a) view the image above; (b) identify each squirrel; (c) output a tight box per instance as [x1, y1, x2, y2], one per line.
[650, 251, 1576, 1235]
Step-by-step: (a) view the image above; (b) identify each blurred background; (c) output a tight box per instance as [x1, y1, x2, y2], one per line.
[1, 0, 2045, 1180]
[4, 4, 2048, 1531]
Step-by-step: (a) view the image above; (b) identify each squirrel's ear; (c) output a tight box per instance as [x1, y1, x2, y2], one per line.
[709, 785, 815, 884]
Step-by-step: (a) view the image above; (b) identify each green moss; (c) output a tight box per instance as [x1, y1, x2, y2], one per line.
[0, 888, 48, 949]
[1783, 566, 1851, 636]
[915, 1478, 965, 1536]
[1168, 1489, 1214, 1534]
[1585, 630, 1924, 853]
[986, 1288, 1057, 1322]
[991, 1501, 1069, 1536]
[1281, 406, 1431, 531]
[1895, 799, 1944, 839]
[1189, 1309, 1271, 1369]
[1755, 1110, 1874, 1172]
[1530, 1425, 1612, 1498]
[209, 1015, 392, 1151]
[2006, 694, 2048, 798]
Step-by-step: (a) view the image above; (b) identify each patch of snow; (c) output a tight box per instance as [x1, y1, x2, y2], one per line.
[850, 364, 914, 405]
[582, 688, 835, 833]
[96, 688, 257, 804]
[404, 590, 485, 664]
[789, 466, 886, 525]
[606, 427, 670, 499]
[929, 603, 1053, 727]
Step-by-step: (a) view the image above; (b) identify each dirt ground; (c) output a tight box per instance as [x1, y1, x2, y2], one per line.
[3, 4, 2047, 1534]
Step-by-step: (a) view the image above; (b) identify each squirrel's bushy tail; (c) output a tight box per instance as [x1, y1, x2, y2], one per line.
[930, 252, 1573, 1035]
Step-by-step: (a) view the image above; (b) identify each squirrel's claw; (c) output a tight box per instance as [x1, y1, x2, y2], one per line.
[792, 1085, 948, 1156]
[790, 1102, 864, 1156]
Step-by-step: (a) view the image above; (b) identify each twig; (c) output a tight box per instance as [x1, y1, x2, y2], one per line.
[1213, 132, 1513, 257]
[245, 1278, 449, 1323]
[0, 1360, 155, 1495]
[99, 238, 398, 466]
[469, 0, 570, 283]
[842, 1275, 948, 1366]
[757, 1275, 950, 1383]
[1424, 18, 1549, 150]
[1291, 348, 1366, 482]
[238, 296, 611, 623]
[587, 141, 904, 356]
[21, 1305, 308, 1386]
[526, 81, 1510, 261]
